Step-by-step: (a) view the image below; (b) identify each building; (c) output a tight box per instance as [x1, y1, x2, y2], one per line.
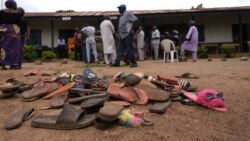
[25, 6, 250, 53]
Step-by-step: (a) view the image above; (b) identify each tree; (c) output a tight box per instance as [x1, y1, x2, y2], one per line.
[191, 4, 204, 10]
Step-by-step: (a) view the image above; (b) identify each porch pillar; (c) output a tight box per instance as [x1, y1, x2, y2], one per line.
[51, 20, 54, 51]
[238, 13, 243, 53]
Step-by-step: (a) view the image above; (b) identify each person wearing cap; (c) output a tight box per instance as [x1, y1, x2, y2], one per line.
[180, 20, 199, 62]
[137, 26, 145, 61]
[151, 26, 161, 60]
[110, 4, 138, 68]
[0, 0, 22, 70]
[100, 16, 116, 65]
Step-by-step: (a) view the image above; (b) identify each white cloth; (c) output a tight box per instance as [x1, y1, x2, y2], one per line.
[100, 20, 116, 54]
[137, 30, 145, 49]
[151, 29, 160, 44]
[57, 39, 65, 46]
[81, 26, 95, 39]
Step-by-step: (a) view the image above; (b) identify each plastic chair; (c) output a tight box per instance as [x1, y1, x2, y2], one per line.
[247, 41, 250, 53]
[161, 39, 179, 63]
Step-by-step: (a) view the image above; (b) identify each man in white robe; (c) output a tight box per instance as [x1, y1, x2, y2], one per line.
[137, 26, 145, 60]
[100, 16, 116, 64]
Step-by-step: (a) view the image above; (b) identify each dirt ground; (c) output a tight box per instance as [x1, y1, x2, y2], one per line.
[0, 56, 250, 141]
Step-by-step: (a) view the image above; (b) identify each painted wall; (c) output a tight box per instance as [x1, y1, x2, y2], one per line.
[28, 13, 250, 47]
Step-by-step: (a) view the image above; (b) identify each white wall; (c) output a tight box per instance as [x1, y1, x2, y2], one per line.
[28, 13, 250, 47]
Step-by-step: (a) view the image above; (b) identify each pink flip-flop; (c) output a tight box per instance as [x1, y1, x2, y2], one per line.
[183, 89, 227, 112]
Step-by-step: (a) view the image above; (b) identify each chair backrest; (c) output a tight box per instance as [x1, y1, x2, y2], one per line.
[161, 39, 175, 52]
[247, 41, 250, 47]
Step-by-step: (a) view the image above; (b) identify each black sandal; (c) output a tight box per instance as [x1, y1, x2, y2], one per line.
[1, 65, 7, 70]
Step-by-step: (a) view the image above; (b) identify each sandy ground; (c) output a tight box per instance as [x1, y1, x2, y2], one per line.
[0, 57, 250, 141]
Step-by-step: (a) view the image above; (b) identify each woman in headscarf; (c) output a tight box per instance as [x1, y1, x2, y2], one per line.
[0, 0, 22, 70]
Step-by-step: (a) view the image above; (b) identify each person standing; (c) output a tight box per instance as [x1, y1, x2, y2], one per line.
[57, 36, 66, 58]
[151, 26, 160, 60]
[0, 0, 21, 70]
[17, 7, 29, 69]
[180, 20, 199, 62]
[111, 4, 138, 68]
[81, 22, 98, 63]
[67, 35, 75, 52]
[100, 16, 116, 65]
[74, 28, 82, 61]
[137, 26, 145, 61]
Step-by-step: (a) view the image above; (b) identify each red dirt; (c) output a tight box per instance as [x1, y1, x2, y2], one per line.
[0, 58, 250, 141]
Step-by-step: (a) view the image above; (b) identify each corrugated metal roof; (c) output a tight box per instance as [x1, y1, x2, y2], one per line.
[25, 6, 250, 17]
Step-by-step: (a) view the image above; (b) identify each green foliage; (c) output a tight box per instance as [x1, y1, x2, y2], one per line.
[197, 46, 208, 59]
[24, 45, 36, 62]
[68, 51, 75, 60]
[222, 45, 236, 58]
[41, 51, 56, 61]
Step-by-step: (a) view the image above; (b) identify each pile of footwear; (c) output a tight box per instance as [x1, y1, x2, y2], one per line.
[2, 69, 227, 131]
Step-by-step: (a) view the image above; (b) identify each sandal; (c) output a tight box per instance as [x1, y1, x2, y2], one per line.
[1, 65, 7, 70]
[175, 73, 199, 79]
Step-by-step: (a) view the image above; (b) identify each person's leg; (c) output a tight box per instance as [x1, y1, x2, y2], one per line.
[74, 46, 78, 60]
[154, 43, 159, 59]
[91, 40, 98, 62]
[104, 53, 109, 64]
[85, 39, 91, 63]
[137, 48, 142, 60]
[192, 51, 197, 62]
[113, 39, 125, 66]
[111, 47, 117, 64]
[180, 46, 185, 58]
[125, 34, 137, 66]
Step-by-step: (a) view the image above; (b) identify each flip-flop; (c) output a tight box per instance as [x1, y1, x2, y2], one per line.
[0, 82, 21, 92]
[54, 77, 71, 86]
[137, 86, 169, 102]
[5, 107, 35, 130]
[67, 92, 108, 104]
[94, 115, 117, 130]
[175, 73, 199, 79]
[39, 93, 68, 110]
[31, 104, 94, 130]
[43, 82, 75, 99]
[98, 102, 124, 122]
[149, 100, 172, 114]
[50, 94, 68, 109]
[80, 96, 108, 110]
[117, 87, 138, 102]
[157, 74, 179, 85]
[132, 87, 148, 105]
[21, 83, 52, 100]
[0, 90, 18, 98]
[109, 101, 131, 107]
[183, 90, 227, 112]
[24, 69, 39, 77]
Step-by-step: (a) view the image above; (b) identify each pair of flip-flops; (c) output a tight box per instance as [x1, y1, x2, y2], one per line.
[21, 82, 60, 101]
[107, 84, 148, 105]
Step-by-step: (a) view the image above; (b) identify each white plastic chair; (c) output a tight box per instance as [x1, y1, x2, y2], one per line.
[161, 39, 179, 63]
[247, 41, 250, 53]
